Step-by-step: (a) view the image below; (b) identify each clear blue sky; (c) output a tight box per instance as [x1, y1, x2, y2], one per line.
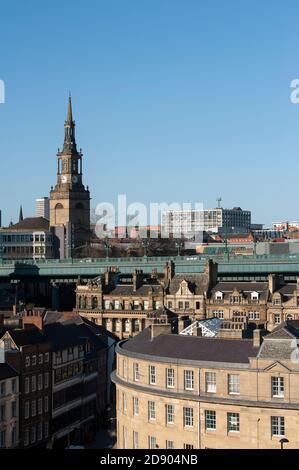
[0, 0, 299, 227]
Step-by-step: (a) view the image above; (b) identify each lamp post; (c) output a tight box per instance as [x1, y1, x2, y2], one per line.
[104, 238, 111, 260]
[175, 240, 183, 257]
[142, 239, 149, 259]
[280, 438, 289, 449]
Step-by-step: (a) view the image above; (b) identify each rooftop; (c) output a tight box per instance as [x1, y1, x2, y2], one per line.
[120, 327, 259, 364]
[1, 217, 50, 232]
[0, 363, 18, 380]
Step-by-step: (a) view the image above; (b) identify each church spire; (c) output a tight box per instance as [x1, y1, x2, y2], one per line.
[67, 93, 73, 123]
[62, 94, 77, 154]
[19, 205, 23, 222]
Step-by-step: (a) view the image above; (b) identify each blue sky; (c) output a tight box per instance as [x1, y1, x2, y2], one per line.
[0, 0, 299, 226]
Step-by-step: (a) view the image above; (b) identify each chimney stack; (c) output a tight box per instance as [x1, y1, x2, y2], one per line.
[22, 308, 46, 331]
[253, 329, 265, 348]
[193, 325, 202, 337]
[133, 269, 143, 292]
[151, 323, 172, 340]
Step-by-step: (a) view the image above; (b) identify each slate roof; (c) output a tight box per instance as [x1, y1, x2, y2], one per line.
[8, 327, 47, 347]
[212, 282, 268, 293]
[257, 321, 299, 359]
[277, 284, 297, 296]
[0, 363, 18, 381]
[121, 328, 259, 364]
[168, 274, 209, 295]
[2, 217, 50, 231]
[211, 281, 268, 300]
[43, 320, 107, 352]
[105, 284, 162, 296]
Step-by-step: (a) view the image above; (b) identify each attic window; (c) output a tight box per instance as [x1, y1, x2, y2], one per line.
[251, 292, 259, 301]
[215, 291, 223, 301]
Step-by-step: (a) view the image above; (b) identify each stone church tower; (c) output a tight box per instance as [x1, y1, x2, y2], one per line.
[49, 96, 90, 256]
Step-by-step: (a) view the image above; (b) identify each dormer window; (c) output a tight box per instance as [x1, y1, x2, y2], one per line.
[251, 292, 259, 301]
[215, 291, 223, 301]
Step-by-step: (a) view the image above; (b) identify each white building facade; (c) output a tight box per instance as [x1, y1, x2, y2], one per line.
[0, 364, 19, 449]
[161, 207, 251, 237]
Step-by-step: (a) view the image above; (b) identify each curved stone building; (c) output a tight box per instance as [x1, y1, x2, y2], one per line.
[113, 321, 299, 449]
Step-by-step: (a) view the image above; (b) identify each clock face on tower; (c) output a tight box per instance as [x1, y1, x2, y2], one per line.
[61, 175, 67, 184]
[72, 175, 78, 184]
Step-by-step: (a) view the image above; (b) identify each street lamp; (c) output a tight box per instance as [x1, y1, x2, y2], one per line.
[104, 238, 111, 260]
[142, 239, 149, 259]
[280, 438, 289, 449]
[175, 240, 183, 257]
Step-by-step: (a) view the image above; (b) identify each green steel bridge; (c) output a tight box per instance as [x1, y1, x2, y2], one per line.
[1, 253, 299, 282]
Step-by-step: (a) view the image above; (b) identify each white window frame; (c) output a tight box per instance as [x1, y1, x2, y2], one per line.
[227, 412, 240, 432]
[133, 397, 139, 416]
[148, 401, 156, 421]
[133, 431, 139, 449]
[271, 416, 285, 436]
[184, 370, 194, 391]
[228, 374, 240, 395]
[166, 440, 174, 449]
[166, 404, 174, 425]
[123, 392, 127, 414]
[148, 436, 157, 449]
[166, 368, 175, 388]
[149, 365, 156, 385]
[183, 407, 194, 428]
[206, 372, 216, 393]
[133, 363, 140, 382]
[271, 377, 284, 398]
[205, 410, 216, 430]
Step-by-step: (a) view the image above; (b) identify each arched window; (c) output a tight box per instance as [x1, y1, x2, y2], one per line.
[286, 314, 293, 321]
[79, 296, 84, 309]
[55, 203, 64, 210]
[92, 297, 98, 309]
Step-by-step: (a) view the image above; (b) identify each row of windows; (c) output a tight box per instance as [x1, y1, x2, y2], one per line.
[103, 318, 141, 334]
[127, 363, 287, 398]
[54, 346, 85, 365]
[24, 396, 49, 419]
[24, 373, 49, 393]
[211, 310, 260, 320]
[25, 353, 50, 367]
[167, 301, 201, 310]
[1, 234, 51, 243]
[123, 401, 286, 439]
[54, 361, 83, 384]
[23, 421, 49, 446]
[123, 427, 193, 450]
[205, 411, 285, 436]
[0, 378, 17, 396]
[79, 298, 160, 311]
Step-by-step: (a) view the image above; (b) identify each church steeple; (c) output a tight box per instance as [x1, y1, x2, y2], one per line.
[50, 95, 90, 256]
[19, 205, 23, 223]
[62, 94, 77, 154]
